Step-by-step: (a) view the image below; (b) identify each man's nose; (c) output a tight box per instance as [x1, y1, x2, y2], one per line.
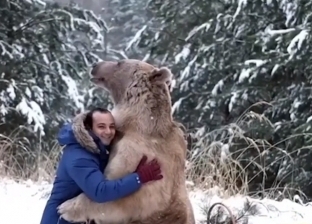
[104, 129, 112, 135]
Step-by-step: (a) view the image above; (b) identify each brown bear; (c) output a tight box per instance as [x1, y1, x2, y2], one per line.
[57, 59, 196, 224]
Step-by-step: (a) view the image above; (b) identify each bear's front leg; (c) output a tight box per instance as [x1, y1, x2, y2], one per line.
[58, 192, 139, 224]
[58, 194, 92, 223]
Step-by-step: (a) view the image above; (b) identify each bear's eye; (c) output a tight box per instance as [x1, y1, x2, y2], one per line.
[117, 60, 124, 66]
[99, 78, 105, 82]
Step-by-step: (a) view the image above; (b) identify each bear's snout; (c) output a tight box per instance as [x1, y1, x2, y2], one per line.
[90, 62, 100, 76]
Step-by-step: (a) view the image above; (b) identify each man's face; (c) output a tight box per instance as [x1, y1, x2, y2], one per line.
[92, 111, 116, 145]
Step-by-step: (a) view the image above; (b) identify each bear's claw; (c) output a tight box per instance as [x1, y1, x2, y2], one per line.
[58, 199, 85, 223]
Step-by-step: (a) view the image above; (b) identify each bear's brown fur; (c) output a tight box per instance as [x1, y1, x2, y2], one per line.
[57, 59, 195, 224]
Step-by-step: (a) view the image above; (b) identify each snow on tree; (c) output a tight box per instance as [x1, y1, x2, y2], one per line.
[0, 0, 110, 176]
[100, 0, 153, 61]
[56, 0, 152, 61]
[137, 0, 312, 199]
[50, 0, 154, 109]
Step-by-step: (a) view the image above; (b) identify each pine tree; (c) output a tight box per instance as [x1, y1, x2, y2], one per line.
[0, 0, 109, 176]
[138, 0, 312, 199]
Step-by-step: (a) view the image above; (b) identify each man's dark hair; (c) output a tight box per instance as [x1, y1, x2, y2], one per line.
[83, 107, 111, 130]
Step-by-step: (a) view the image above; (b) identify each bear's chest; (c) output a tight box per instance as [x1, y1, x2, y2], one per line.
[104, 134, 159, 179]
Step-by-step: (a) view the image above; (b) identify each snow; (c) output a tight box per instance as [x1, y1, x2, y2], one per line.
[307, 116, 312, 123]
[1, 178, 312, 224]
[125, 25, 147, 51]
[229, 92, 239, 112]
[172, 96, 187, 115]
[211, 80, 224, 96]
[16, 97, 46, 135]
[233, 0, 247, 20]
[238, 59, 267, 83]
[266, 28, 296, 36]
[60, 75, 84, 111]
[175, 44, 191, 63]
[180, 55, 198, 84]
[271, 64, 280, 76]
[287, 29, 308, 60]
[281, 2, 297, 27]
[185, 23, 212, 41]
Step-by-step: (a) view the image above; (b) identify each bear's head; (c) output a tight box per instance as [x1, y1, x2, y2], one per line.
[90, 59, 173, 104]
[90, 59, 175, 136]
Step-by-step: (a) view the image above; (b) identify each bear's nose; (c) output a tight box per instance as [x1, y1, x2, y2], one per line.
[91, 63, 98, 76]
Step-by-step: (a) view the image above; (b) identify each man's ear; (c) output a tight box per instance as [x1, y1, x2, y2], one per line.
[149, 67, 173, 84]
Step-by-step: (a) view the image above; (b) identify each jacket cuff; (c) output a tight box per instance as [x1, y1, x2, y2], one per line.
[134, 172, 141, 184]
[115, 172, 142, 199]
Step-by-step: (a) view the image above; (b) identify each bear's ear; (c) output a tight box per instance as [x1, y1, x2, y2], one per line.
[149, 67, 173, 84]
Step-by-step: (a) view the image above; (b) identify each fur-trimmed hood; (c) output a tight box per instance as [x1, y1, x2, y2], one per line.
[57, 112, 101, 154]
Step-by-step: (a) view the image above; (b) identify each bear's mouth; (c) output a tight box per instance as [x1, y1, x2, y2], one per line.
[91, 63, 100, 76]
[90, 77, 105, 84]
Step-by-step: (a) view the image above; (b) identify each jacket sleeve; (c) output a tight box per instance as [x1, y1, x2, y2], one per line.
[66, 156, 142, 203]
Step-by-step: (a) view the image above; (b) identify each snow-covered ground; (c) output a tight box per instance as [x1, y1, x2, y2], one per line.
[0, 178, 312, 224]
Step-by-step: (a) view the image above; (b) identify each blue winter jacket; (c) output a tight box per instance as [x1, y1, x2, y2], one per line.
[40, 116, 142, 224]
